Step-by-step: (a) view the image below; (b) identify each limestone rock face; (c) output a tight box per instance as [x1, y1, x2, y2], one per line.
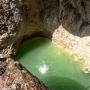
[16, 0, 59, 41]
[18, 0, 90, 73]
[17, 0, 90, 37]
[0, 0, 48, 90]
[59, 0, 90, 36]
[0, 0, 90, 90]
[55, 0, 90, 73]
[0, 0, 21, 58]
[0, 58, 48, 90]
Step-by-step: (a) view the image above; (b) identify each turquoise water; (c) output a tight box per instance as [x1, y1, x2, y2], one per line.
[16, 37, 90, 90]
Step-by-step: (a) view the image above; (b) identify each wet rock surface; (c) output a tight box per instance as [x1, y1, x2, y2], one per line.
[0, 0, 49, 90]
[0, 0, 90, 90]
[0, 0, 21, 58]
[18, 0, 90, 73]
[53, 0, 90, 73]
[0, 58, 48, 90]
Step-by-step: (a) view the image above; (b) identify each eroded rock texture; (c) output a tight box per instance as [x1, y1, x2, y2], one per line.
[16, 0, 60, 41]
[0, 0, 90, 90]
[0, 0, 21, 58]
[59, 0, 90, 36]
[17, 0, 90, 73]
[53, 0, 90, 73]
[0, 58, 48, 90]
[0, 0, 48, 90]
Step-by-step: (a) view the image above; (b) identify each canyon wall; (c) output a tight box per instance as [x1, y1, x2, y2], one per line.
[17, 0, 90, 73]
[0, 0, 90, 90]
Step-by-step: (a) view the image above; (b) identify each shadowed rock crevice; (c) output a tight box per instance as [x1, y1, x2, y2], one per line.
[18, 0, 90, 39]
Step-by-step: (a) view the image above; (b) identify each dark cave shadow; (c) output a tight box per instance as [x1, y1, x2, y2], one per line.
[20, 0, 90, 40]
[43, 76, 87, 90]
[39, 0, 90, 37]
[16, 0, 90, 60]
[15, 1, 90, 89]
[16, 36, 50, 59]
[60, 19, 90, 37]
[36, 0, 90, 37]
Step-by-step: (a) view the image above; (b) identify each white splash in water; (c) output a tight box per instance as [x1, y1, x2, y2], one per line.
[38, 63, 49, 74]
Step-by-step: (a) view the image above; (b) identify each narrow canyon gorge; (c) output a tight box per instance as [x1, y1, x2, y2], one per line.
[0, 0, 90, 90]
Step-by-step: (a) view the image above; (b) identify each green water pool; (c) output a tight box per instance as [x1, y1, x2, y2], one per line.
[16, 37, 90, 90]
